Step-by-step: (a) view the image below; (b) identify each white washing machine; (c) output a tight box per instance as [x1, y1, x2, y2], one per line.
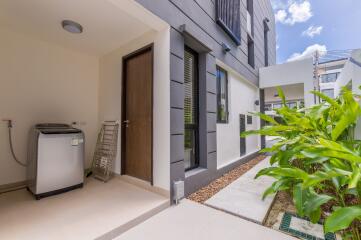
[27, 123, 84, 199]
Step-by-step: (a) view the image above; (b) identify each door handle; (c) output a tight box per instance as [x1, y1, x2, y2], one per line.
[123, 120, 130, 127]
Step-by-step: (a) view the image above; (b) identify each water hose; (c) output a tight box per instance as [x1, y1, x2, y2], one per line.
[4, 120, 27, 167]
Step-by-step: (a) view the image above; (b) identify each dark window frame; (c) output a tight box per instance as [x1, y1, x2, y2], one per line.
[184, 46, 200, 171]
[321, 88, 335, 100]
[240, 114, 246, 156]
[215, 0, 241, 46]
[216, 66, 229, 124]
[263, 19, 270, 67]
[247, 115, 252, 124]
[247, 0, 254, 36]
[247, 35, 255, 68]
[320, 72, 340, 83]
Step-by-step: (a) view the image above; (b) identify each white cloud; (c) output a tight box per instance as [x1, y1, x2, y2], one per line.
[275, 1, 313, 25]
[287, 44, 327, 62]
[271, 0, 288, 10]
[302, 25, 323, 38]
[275, 10, 287, 23]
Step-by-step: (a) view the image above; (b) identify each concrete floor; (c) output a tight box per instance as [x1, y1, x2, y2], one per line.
[0, 177, 169, 240]
[115, 199, 295, 240]
[205, 157, 275, 224]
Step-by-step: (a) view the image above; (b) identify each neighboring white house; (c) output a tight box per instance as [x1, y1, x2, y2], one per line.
[335, 49, 361, 139]
[318, 58, 347, 99]
[260, 49, 360, 110]
[259, 49, 361, 142]
[259, 58, 314, 117]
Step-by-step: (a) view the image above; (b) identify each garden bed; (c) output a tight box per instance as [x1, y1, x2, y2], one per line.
[264, 191, 296, 228]
[188, 155, 267, 203]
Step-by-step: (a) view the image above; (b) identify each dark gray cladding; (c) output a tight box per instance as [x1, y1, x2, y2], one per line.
[135, 0, 275, 200]
[135, 0, 276, 86]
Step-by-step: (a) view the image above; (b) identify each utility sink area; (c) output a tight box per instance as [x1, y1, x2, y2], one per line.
[0, 177, 169, 240]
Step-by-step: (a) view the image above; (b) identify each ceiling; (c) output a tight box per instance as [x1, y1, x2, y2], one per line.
[0, 0, 154, 56]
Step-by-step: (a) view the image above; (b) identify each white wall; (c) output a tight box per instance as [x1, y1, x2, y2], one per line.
[260, 58, 314, 107]
[335, 49, 361, 140]
[265, 84, 304, 103]
[216, 62, 261, 169]
[0, 27, 99, 185]
[99, 28, 170, 190]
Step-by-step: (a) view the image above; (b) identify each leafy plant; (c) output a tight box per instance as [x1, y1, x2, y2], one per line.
[243, 86, 361, 239]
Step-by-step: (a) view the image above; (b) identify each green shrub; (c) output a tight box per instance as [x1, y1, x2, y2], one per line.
[243, 86, 361, 239]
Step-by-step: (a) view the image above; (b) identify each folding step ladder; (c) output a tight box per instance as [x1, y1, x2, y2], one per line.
[91, 121, 119, 182]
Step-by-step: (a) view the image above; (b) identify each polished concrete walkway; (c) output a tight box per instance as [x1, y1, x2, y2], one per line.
[115, 199, 295, 240]
[0, 177, 169, 240]
[205, 157, 275, 224]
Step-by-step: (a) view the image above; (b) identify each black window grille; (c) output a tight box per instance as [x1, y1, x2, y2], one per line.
[215, 0, 241, 45]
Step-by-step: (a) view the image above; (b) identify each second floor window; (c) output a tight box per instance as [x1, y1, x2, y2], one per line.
[320, 72, 339, 83]
[263, 19, 270, 67]
[247, 36, 255, 68]
[215, 0, 241, 45]
[216, 66, 229, 123]
[321, 88, 335, 99]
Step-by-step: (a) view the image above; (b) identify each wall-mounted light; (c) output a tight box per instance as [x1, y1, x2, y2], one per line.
[221, 43, 231, 53]
[62, 20, 83, 34]
[254, 100, 260, 106]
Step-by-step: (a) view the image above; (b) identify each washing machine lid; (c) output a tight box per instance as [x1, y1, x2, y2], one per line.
[35, 123, 82, 134]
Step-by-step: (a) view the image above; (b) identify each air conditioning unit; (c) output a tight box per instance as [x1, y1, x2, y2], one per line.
[247, 11, 252, 35]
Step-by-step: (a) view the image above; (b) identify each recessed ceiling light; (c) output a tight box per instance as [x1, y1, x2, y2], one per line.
[62, 20, 83, 34]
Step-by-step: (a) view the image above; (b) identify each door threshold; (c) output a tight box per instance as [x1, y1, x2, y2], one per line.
[120, 175, 169, 198]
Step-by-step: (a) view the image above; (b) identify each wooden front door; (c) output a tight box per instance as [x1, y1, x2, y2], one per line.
[122, 45, 153, 183]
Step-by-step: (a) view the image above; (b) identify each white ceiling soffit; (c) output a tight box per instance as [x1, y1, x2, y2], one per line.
[0, 0, 163, 56]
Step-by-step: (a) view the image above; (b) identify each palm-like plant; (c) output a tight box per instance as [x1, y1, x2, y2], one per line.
[243, 86, 361, 239]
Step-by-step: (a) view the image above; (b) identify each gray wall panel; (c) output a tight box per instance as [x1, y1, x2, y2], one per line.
[170, 81, 184, 109]
[206, 92, 217, 113]
[207, 131, 217, 153]
[170, 27, 184, 58]
[170, 134, 184, 163]
[170, 108, 184, 134]
[207, 113, 217, 132]
[170, 54, 184, 83]
[136, 0, 276, 85]
[206, 72, 216, 94]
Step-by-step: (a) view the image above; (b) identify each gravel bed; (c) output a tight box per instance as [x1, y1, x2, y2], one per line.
[187, 155, 267, 203]
[264, 191, 296, 227]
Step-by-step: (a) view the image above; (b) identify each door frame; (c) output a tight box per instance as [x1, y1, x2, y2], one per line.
[121, 43, 154, 185]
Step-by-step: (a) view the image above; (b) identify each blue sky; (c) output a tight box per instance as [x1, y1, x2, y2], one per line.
[272, 0, 361, 63]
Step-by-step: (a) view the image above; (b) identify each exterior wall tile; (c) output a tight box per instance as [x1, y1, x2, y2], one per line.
[170, 81, 184, 109]
[170, 108, 184, 135]
[207, 131, 217, 153]
[170, 54, 184, 83]
[170, 134, 184, 163]
[207, 112, 217, 132]
[206, 92, 217, 113]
